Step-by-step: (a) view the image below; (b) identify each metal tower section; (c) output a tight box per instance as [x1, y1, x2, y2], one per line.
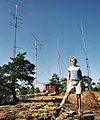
[13, 4, 18, 58]
[57, 37, 61, 79]
[32, 33, 41, 88]
[80, 23, 91, 89]
[80, 23, 89, 76]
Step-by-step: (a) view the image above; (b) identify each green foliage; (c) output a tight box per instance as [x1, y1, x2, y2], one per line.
[60, 77, 67, 93]
[93, 79, 100, 91]
[2, 52, 35, 102]
[97, 79, 100, 91]
[28, 86, 35, 94]
[49, 74, 60, 95]
[35, 87, 41, 93]
[0, 86, 12, 104]
[19, 87, 28, 95]
[43, 89, 46, 92]
[0, 66, 12, 104]
[49, 74, 60, 85]
[19, 86, 36, 95]
[82, 75, 96, 91]
[49, 74, 67, 95]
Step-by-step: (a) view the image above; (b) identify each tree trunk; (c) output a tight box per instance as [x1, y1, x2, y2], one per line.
[12, 86, 19, 103]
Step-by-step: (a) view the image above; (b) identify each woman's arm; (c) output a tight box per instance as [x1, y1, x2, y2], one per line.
[67, 71, 70, 88]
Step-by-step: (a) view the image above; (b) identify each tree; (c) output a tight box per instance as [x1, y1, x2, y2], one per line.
[49, 74, 61, 95]
[28, 86, 35, 94]
[60, 77, 67, 92]
[2, 52, 35, 102]
[83, 75, 96, 91]
[19, 87, 28, 95]
[97, 79, 100, 91]
[93, 79, 100, 91]
[35, 87, 40, 93]
[0, 66, 12, 104]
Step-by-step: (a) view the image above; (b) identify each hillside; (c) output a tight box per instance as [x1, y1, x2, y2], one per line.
[0, 91, 100, 120]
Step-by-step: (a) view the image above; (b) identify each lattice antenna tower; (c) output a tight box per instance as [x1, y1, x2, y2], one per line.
[13, 3, 17, 58]
[80, 23, 91, 89]
[57, 36, 61, 79]
[32, 33, 41, 88]
[9, 0, 27, 57]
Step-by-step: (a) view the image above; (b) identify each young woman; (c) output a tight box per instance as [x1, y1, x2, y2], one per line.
[56, 57, 83, 115]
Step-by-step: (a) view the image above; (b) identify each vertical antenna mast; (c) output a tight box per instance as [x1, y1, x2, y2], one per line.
[13, 4, 17, 58]
[57, 36, 61, 79]
[32, 33, 41, 89]
[35, 38, 37, 88]
[80, 23, 90, 89]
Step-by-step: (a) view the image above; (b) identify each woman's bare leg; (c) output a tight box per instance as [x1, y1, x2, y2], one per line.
[57, 92, 70, 109]
[76, 94, 81, 115]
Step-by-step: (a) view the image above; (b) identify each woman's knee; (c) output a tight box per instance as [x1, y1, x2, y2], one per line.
[65, 92, 70, 96]
[77, 94, 81, 99]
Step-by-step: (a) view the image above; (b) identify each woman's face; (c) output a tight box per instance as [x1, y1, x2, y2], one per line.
[71, 58, 77, 65]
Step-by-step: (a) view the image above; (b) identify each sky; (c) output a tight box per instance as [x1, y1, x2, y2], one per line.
[0, 0, 100, 90]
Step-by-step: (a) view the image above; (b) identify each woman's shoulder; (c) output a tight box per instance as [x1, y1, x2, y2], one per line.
[76, 65, 82, 70]
[68, 65, 82, 70]
[68, 66, 74, 70]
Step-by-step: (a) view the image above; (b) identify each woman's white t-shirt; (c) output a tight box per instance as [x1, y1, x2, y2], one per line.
[68, 65, 82, 80]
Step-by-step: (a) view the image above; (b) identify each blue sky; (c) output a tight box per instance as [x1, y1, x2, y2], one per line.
[0, 0, 100, 90]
